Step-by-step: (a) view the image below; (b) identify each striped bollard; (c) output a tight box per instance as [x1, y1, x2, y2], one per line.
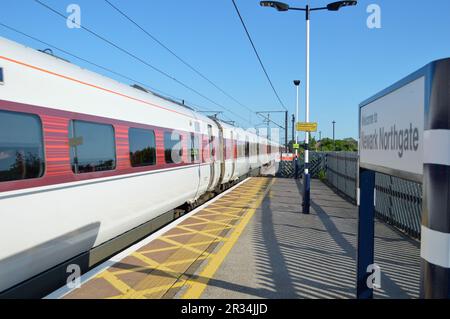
[421, 59, 450, 298]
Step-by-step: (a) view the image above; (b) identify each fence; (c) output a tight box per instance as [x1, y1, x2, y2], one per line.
[276, 152, 423, 239]
[275, 152, 326, 178]
[324, 152, 422, 239]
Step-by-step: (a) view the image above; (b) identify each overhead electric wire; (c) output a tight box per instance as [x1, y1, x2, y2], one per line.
[0, 22, 195, 108]
[104, 0, 256, 118]
[33, 0, 251, 127]
[231, 0, 287, 111]
[0, 21, 238, 125]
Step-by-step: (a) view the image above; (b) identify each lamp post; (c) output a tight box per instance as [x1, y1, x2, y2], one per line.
[260, 0, 357, 214]
[294, 80, 300, 179]
[291, 114, 295, 147]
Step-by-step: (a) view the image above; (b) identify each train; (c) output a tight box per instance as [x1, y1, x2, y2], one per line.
[0, 36, 280, 297]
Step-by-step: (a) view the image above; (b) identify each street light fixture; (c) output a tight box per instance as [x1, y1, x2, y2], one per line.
[260, 1, 289, 11]
[260, 0, 357, 214]
[327, 1, 357, 11]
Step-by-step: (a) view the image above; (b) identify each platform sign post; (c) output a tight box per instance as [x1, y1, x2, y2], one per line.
[296, 122, 317, 213]
[357, 58, 450, 299]
[356, 168, 375, 299]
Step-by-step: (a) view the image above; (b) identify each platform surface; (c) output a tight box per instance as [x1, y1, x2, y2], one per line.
[195, 178, 420, 299]
[53, 177, 420, 299]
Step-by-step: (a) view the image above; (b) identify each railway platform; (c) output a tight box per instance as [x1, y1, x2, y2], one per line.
[46, 177, 420, 299]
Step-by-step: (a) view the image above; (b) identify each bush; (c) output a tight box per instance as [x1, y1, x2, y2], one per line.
[318, 169, 326, 181]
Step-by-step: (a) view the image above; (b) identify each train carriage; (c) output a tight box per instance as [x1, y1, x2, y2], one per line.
[0, 36, 280, 295]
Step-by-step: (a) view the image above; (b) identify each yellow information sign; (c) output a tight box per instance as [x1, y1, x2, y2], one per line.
[293, 143, 300, 149]
[296, 122, 318, 132]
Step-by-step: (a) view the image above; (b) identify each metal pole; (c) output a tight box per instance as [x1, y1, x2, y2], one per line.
[294, 80, 300, 179]
[332, 121, 336, 151]
[291, 114, 295, 148]
[295, 83, 299, 149]
[285, 111, 288, 150]
[356, 167, 375, 299]
[302, 5, 310, 214]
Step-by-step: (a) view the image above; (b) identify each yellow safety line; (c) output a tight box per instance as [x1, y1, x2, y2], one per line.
[180, 219, 238, 227]
[181, 178, 274, 299]
[131, 252, 180, 279]
[196, 212, 244, 219]
[139, 238, 224, 255]
[200, 225, 233, 233]
[188, 215, 239, 227]
[158, 236, 215, 256]
[71, 178, 273, 299]
[165, 226, 232, 239]
[99, 270, 136, 295]
[130, 279, 188, 298]
[107, 253, 206, 276]
[175, 225, 227, 241]
[136, 245, 180, 254]
[162, 254, 211, 267]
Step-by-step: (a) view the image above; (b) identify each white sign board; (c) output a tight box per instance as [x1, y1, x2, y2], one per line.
[360, 77, 425, 180]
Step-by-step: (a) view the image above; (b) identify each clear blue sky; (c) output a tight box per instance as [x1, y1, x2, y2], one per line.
[1, 0, 450, 141]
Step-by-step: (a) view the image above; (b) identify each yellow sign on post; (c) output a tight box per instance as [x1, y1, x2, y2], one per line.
[296, 122, 318, 132]
[293, 143, 300, 149]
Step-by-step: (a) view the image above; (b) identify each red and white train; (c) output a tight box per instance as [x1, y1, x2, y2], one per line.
[0, 36, 280, 296]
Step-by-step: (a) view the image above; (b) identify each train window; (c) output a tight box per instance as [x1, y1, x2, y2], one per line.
[257, 143, 260, 156]
[164, 131, 183, 164]
[129, 128, 156, 167]
[69, 120, 116, 174]
[0, 110, 45, 182]
[190, 133, 199, 163]
[0, 67, 4, 84]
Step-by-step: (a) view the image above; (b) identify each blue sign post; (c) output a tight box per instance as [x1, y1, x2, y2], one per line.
[356, 168, 375, 299]
[357, 58, 450, 299]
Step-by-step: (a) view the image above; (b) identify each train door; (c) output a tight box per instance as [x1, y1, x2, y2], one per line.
[218, 127, 225, 186]
[230, 131, 236, 179]
[190, 131, 202, 198]
[207, 124, 215, 190]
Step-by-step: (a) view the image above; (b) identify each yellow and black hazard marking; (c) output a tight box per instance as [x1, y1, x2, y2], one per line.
[64, 177, 273, 299]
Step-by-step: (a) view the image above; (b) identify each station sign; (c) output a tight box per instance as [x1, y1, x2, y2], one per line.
[296, 122, 318, 132]
[357, 58, 450, 299]
[359, 75, 425, 182]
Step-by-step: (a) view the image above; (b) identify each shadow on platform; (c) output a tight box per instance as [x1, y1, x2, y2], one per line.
[200, 178, 420, 299]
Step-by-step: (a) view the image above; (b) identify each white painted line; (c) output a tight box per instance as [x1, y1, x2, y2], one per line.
[44, 177, 251, 299]
[374, 188, 377, 207]
[424, 130, 450, 166]
[357, 188, 360, 207]
[420, 225, 450, 268]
